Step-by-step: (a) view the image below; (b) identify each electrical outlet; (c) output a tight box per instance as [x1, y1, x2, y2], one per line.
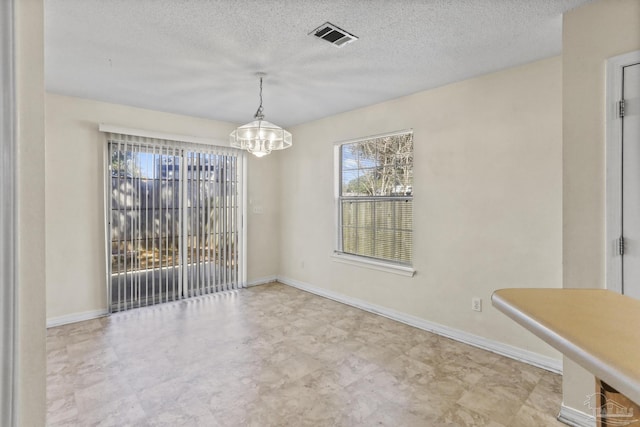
[472, 297, 482, 312]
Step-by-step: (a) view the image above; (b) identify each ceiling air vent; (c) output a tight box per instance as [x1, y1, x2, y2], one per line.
[310, 22, 358, 48]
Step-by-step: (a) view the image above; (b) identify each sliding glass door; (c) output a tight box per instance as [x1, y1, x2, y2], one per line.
[107, 134, 244, 312]
[184, 150, 241, 298]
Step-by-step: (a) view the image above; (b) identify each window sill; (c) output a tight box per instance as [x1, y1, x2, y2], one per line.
[331, 252, 416, 277]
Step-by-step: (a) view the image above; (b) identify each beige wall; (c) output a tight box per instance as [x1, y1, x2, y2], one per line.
[45, 94, 280, 320]
[562, 0, 640, 413]
[15, 0, 47, 425]
[279, 56, 563, 359]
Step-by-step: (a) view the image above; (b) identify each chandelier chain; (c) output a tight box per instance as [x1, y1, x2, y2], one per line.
[254, 77, 264, 120]
[229, 72, 291, 157]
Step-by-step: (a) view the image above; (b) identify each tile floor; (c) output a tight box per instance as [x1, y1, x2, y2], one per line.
[47, 282, 565, 426]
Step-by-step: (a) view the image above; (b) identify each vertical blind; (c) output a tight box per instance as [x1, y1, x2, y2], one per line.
[107, 132, 245, 312]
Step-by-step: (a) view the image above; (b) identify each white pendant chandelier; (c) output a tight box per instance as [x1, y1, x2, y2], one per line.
[230, 73, 292, 158]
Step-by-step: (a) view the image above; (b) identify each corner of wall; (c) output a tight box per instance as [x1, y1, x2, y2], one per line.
[15, 0, 47, 424]
[246, 152, 282, 282]
[561, 0, 640, 418]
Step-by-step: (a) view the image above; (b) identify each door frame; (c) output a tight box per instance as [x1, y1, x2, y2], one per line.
[605, 50, 640, 294]
[0, 0, 17, 424]
[101, 125, 248, 312]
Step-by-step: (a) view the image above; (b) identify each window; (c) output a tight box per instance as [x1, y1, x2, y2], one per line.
[337, 130, 413, 266]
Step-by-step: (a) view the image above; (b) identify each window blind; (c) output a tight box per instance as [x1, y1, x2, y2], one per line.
[341, 198, 412, 264]
[106, 132, 245, 312]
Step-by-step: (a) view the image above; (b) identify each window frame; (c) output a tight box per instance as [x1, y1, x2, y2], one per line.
[333, 129, 415, 277]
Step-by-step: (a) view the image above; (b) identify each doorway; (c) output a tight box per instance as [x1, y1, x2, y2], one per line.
[606, 50, 640, 298]
[107, 133, 246, 312]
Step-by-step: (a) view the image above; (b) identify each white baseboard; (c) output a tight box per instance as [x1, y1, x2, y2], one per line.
[558, 404, 595, 427]
[47, 309, 109, 328]
[246, 275, 277, 287]
[277, 275, 562, 374]
[47, 276, 276, 327]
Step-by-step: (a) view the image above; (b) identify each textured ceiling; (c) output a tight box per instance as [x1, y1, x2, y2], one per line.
[45, 0, 590, 128]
